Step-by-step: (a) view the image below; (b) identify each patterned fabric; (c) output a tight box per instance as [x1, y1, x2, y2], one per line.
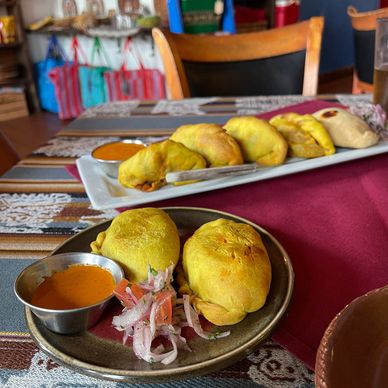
[49, 63, 85, 120]
[0, 337, 314, 387]
[0, 94, 371, 387]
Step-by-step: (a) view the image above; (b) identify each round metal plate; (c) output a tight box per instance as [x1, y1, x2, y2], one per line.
[26, 207, 294, 383]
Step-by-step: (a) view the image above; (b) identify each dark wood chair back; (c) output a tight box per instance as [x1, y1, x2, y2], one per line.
[347, 6, 388, 94]
[152, 17, 324, 99]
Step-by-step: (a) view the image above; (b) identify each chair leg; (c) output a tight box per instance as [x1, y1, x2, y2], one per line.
[352, 72, 362, 94]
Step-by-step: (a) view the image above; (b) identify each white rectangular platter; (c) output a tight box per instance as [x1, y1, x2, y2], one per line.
[77, 139, 388, 210]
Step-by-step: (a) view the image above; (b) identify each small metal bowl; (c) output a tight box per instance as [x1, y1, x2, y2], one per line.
[14, 252, 124, 334]
[91, 139, 145, 178]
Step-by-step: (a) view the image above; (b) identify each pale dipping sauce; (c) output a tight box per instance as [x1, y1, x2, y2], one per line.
[31, 264, 116, 310]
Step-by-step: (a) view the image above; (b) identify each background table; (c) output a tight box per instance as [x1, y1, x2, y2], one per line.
[0, 94, 385, 387]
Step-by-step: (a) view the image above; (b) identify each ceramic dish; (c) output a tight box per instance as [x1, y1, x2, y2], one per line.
[26, 207, 294, 383]
[76, 140, 388, 210]
[315, 285, 388, 388]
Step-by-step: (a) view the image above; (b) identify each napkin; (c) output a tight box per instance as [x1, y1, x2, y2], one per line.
[256, 98, 343, 120]
[69, 99, 388, 369]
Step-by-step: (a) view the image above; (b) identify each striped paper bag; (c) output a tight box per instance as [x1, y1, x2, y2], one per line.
[104, 37, 166, 102]
[49, 36, 87, 119]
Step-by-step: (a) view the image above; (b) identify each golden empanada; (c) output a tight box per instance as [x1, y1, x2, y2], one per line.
[118, 139, 206, 191]
[177, 218, 272, 325]
[223, 116, 288, 166]
[170, 123, 243, 167]
[269, 113, 335, 158]
[90, 208, 180, 282]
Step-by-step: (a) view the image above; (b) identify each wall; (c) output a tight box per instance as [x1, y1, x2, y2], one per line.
[300, 0, 379, 74]
[21, 0, 161, 71]
[22, 1, 381, 79]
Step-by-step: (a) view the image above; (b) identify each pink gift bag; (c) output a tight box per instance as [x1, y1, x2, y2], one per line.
[49, 36, 87, 119]
[104, 37, 166, 101]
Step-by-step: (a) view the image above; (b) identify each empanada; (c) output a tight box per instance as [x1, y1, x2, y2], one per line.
[313, 108, 379, 148]
[177, 218, 272, 325]
[118, 139, 206, 191]
[223, 116, 288, 166]
[90, 208, 180, 282]
[170, 123, 243, 167]
[270, 113, 335, 158]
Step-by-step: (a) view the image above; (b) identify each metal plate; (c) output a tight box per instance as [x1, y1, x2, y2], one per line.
[26, 207, 294, 383]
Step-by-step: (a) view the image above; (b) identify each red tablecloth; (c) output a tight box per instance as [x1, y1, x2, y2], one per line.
[152, 152, 388, 369]
[68, 99, 388, 369]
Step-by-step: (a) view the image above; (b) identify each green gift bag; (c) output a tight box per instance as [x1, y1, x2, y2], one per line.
[79, 37, 110, 108]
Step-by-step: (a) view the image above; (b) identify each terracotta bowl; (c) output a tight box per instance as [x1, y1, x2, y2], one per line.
[315, 285, 388, 388]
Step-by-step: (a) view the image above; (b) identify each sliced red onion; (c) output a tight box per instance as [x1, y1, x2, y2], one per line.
[160, 334, 178, 365]
[125, 286, 139, 304]
[112, 265, 230, 365]
[149, 300, 158, 338]
[132, 321, 152, 360]
[112, 293, 152, 329]
[182, 295, 230, 340]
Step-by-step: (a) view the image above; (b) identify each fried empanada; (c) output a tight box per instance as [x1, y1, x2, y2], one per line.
[223, 116, 288, 166]
[118, 139, 206, 191]
[269, 113, 335, 158]
[170, 123, 243, 167]
[90, 208, 180, 282]
[177, 218, 272, 325]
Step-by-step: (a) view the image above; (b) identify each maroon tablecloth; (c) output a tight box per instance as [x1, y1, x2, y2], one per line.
[150, 152, 388, 369]
[68, 99, 388, 370]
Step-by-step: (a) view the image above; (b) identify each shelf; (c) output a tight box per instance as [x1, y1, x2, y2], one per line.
[26, 25, 152, 39]
[27, 26, 86, 36]
[1, 0, 40, 112]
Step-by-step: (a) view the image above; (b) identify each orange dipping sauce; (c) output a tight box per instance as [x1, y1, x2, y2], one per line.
[92, 141, 145, 161]
[31, 264, 116, 310]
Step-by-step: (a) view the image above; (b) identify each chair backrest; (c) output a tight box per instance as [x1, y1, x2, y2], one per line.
[0, 131, 19, 175]
[152, 17, 324, 99]
[347, 6, 388, 94]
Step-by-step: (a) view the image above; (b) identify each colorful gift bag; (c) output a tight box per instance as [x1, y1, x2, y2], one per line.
[104, 37, 166, 102]
[78, 37, 110, 108]
[49, 36, 87, 119]
[34, 34, 66, 113]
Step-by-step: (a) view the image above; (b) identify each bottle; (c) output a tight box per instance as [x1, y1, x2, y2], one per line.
[274, 0, 300, 28]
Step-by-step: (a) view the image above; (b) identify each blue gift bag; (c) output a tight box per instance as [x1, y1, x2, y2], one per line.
[78, 37, 110, 108]
[34, 34, 66, 113]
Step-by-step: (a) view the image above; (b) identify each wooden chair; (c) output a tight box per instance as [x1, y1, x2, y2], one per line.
[347, 6, 388, 94]
[0, 131, 19, 175]
[152, 17, 324, 99]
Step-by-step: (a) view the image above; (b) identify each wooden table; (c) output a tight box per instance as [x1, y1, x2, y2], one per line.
[0, 94, 385, 387]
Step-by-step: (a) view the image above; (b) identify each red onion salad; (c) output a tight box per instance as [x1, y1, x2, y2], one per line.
[112, 265, 230, 365]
